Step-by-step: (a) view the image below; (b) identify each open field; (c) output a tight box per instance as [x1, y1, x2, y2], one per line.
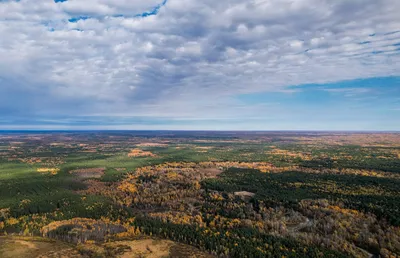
[0, 131, 399, 257]
[0, 236, 80, 258]
[0, 236, 212, 258]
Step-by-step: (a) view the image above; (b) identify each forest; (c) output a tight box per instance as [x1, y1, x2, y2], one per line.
[0, 131, 399, 257]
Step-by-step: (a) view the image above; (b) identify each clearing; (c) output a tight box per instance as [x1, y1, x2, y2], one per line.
[106, 238, 214, 258]
[0, 236, 81, 258]
[69, 167, 106, 179]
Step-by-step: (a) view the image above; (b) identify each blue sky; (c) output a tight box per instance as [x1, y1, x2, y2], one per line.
[0, 0, 399, 130]
[236, 77, 400, 130]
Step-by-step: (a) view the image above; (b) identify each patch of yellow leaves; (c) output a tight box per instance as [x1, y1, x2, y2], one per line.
[118, 182, 138, 194]
[6, 217, 19, 226]
[37, 168, 60, 175]
[266, 148, 312, 160]
[128, 149, 156, 157]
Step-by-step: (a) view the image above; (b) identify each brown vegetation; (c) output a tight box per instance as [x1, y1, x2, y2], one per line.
[69, 168, 106, 179]
[41, 218, 126, 244]
[0, 236, 81, 258]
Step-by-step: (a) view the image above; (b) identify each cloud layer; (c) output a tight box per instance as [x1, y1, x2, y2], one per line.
[0, 0, 399, 129]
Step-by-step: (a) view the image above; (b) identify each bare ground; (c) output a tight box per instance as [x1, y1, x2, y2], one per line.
[69, 167, 106, 179]
[0, 236, 82, 258]
[106, 238, 215, 258]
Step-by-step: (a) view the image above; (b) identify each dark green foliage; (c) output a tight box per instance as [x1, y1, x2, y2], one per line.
[203, 168, 400, 226]
[133, 216, 346, 258]
[302, 158, 400, 173]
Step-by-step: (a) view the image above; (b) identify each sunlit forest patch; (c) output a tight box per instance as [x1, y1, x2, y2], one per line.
[128, 149, 156, 158]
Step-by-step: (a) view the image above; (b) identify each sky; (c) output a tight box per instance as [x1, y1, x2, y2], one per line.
[0, 0, 399, 131]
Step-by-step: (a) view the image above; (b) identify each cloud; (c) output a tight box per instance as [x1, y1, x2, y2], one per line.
[0, 0, 399, 129]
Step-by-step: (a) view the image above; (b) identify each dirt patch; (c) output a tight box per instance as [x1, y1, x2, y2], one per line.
[14, 239, 38, 249]
[116, 239, 171, 258]
[106, 239, 215, 258]
[198, 168, 222, 178]
[69, 167, 106, 179]
[234, 191, 255, 198]
[136, 143, 168, 147]
[0, 236, 81, 258]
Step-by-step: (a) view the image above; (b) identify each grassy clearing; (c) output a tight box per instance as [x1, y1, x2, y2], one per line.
[101, 238, 214, 258]
[0, 236, 80, 258]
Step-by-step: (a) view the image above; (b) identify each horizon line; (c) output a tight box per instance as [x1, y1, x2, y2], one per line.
[0, 129, 398, 133]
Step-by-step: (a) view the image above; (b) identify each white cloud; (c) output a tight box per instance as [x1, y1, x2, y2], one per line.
[0, 0, 399, 123]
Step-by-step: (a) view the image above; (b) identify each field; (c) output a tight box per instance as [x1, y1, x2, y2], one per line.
[0, 236, 210, 258]
[0, 236, 79, 258]
[0, 131, 399, 257]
